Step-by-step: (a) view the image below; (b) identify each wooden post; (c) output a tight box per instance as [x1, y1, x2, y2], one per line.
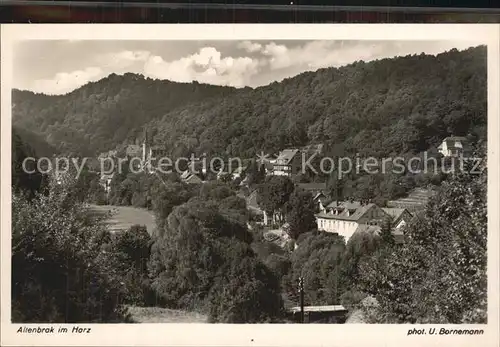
[298, 277, 304, 323]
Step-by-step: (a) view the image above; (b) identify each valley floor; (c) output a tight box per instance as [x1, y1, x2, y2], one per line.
[87, 204, 156, 234]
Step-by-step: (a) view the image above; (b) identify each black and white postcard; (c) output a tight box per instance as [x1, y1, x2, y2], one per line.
[1, 24, 499, 347]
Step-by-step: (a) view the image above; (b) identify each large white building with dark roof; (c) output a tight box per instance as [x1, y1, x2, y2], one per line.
[316, 200, 412, 241]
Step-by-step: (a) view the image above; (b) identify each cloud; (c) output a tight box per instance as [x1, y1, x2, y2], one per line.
[242, 40, 477, 71]
[255, 41, 387, 70]
[143, 47, 259, 87]
[31, 66, 104, 95]
[238, 41, 262, 53]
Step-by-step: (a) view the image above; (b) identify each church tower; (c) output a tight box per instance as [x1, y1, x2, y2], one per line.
[142, 128, 149, 166]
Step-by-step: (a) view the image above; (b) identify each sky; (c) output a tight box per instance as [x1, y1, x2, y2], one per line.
[13, 40, 481, 95]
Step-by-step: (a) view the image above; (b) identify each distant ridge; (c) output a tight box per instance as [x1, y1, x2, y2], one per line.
[12, 46, 486, 161]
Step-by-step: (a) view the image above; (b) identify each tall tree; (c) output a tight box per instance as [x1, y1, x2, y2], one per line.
[257, 176, 294, 225]
[285, 189, 317, 240]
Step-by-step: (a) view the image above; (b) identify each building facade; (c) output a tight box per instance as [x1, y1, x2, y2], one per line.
[316, 201, 412, 241]
[272, 149, 301, 176]
[437, 136, 471, 157]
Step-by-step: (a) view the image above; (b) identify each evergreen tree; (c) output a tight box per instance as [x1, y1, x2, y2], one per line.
[379, 217, 395, 248]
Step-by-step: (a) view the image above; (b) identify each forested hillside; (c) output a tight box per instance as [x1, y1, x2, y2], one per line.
[13, 46, 486, 160]
[12, 73, 237, 156]
[146, 46, 486, 159]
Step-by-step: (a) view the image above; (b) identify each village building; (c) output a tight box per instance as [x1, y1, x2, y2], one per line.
[272, 149, 301, 176]
[381, 207, 413, 231]
[99, 173, 114, 193]
[313, 192, 331, 212]
[437, 136, 471, 157]
[216, 164, 247, 181]
[239, 175, 250, 187]
[180, 170, 203, 184]
[216, 168, 230, 181]
[315, 200, 412, 241]
[316, 201, 389, 240]
[263, 156, 277, 176]
[387, 187, 436, 213]
[125, 144, 142, 158]
[148, 145, 167, 161]
[271, 144, 324, 177]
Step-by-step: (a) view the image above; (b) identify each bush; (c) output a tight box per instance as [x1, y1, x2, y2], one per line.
[358, 155, 487, 323]
[149, 198, 284, 322]
[109, 224, 154, 306]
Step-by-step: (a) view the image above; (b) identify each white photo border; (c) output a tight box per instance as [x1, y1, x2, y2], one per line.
[1, 24, 499, 347]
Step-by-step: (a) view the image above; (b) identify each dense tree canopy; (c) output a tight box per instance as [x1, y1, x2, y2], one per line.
[357, 150, 487, 323]
[285, 189, 317, 240]
[13, 47, 486, 161]
[148, 185, 284, 322]
[284, 231, 346, 306]
[12, 177, 129, 322]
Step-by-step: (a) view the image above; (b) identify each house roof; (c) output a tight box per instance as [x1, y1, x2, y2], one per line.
[443, 136, 468, 142]
[313, 192, 327, 200]
[288, 305, 347, 313]
[438, 136, 471, 150]
[316, 203, 377, 222]
[100, 173, 114, 180]
[181, 169, 202, 183]
[340, 201, 363, 210]
[185, 174, 202, 183]
[276, 149, 300, 164]
[325, 200, 341, 208]
[301, 143, 324, 154]
[382, 208, 410, 222]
